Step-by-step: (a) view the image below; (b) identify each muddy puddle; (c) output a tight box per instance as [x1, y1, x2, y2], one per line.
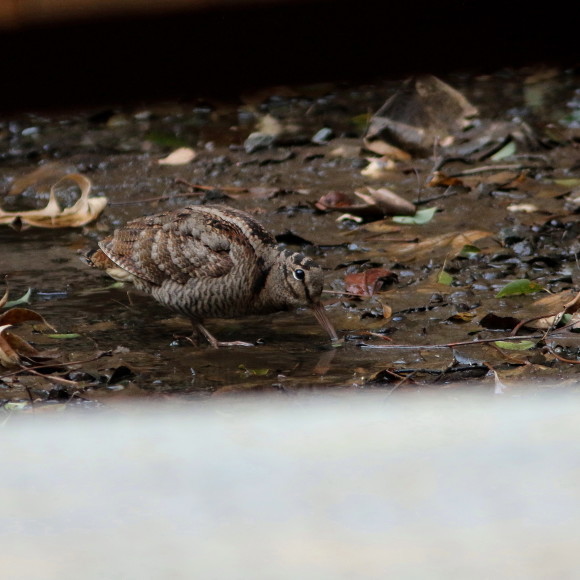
[1, 67, 580, 408]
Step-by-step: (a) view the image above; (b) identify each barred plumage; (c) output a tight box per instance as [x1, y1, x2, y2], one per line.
[88, 205, 337, 347]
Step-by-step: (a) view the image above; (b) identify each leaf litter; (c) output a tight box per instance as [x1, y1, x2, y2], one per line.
[1, 67, 580, 402]
[1, 172, 107, 230]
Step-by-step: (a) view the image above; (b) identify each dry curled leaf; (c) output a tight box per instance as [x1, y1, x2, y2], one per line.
[0, 307, 56, 331]
[0, 324, 42, 368]
[8, 162, 76, 195]
[0, 173, 107, 230]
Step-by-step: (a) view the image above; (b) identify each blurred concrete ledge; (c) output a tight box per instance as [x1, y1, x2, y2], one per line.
[2, 391, 580, 579]
[0, 0, 577, 112]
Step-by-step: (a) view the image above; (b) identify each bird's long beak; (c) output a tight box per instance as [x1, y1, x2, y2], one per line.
[311, 303, 339, 342]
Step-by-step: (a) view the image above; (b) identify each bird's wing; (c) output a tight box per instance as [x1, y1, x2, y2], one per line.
[98, 208, 254, 285]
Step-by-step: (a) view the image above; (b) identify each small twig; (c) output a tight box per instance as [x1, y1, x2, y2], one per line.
[359, 334, 543, 350]
[414, 186, 461, 206]
[0, 351, 111, 381]
[545, 346, 580, 365]
[25, 367, 79, 386]
[447, 163, 539, 177]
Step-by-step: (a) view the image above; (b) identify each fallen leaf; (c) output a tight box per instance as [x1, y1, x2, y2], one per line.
[437, 270, 454, 285]
[0, 324, 43, 368]
[392, 207, 437, 225]
[5, 288, 32, 308]
[157, 147, 197, 165]
[507, 203, 539, 213]
[386, 230, 494, 261]
[459, 244, 481, 258]
[364, 75, 478, 157]
[0, 325, 21, 367]
[8, 162, 76, 195]
[315, 191, 356, 210]
[354, 187, 416, 216]
[0, 307, 56, 331]
[360, 158, 396, 178]
[427, 171, 465, 187]
[494, 340, 536, 350]
[0, 173, 107, 229]
[362, 139, 411, 160]
[344, 268, 398, 297]
[449, 311, 477, 322]
[527, 290, 580, 329]
[496, 279, 544, 298]
[490, 140, 517, 160]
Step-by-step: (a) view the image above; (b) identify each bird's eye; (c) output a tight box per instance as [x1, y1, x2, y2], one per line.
[293, 269, 305, 281]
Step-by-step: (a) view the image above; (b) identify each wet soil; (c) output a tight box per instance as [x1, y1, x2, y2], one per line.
[1, 67, 580, 407]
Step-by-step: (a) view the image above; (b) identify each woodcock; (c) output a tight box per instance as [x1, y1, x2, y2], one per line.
[88, 205, 338, 347]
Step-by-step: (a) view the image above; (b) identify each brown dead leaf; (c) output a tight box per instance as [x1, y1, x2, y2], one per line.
[354, 187, 416, 216]
[344, 268, 398, 297]
[0, 325, 21, 367]
[449, 312, 477, 323]
[528, 290, 580, 329]
[0, 324, 44, 368]
[382, 302, 393, 320]
[364, 75, 478, 157]
[386, 230, 494, 261]
[8, 162, 76, 195]
[0, 173, 108, 229]
[0, 307, 56, 331]
[315, 191, 356, 210]
[362, 138, 411, 160]
[427, 171, 465, 187]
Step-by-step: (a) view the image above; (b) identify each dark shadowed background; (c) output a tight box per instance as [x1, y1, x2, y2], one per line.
[1, 0, 578, 112]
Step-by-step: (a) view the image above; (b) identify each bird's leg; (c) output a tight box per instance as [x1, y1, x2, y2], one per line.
[192, 320, 255, 348]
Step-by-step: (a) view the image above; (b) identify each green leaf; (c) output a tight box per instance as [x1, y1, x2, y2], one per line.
[5, 288, 32, 308]
[3, 401, 29, 412]
[554, 178, 580, 187]
[494, 340, 536, 351]
[437, 270, 453, 285]
[459, 244, 481, 258]
[392, 207, 437, 225]
[238, 364, 271, 376]
[490, 141, 516, 161]
[495, 279, 544, 298]
[351, 113, 371, 130]
[46, 333, 81, 339]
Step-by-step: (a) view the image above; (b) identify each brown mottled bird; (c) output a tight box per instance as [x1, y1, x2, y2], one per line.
[88, 205, 338, 347]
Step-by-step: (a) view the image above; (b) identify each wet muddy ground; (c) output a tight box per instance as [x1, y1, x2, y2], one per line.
[1, 66, 580, 408]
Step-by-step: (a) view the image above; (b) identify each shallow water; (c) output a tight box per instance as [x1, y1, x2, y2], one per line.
[1, 68, 580, 407]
